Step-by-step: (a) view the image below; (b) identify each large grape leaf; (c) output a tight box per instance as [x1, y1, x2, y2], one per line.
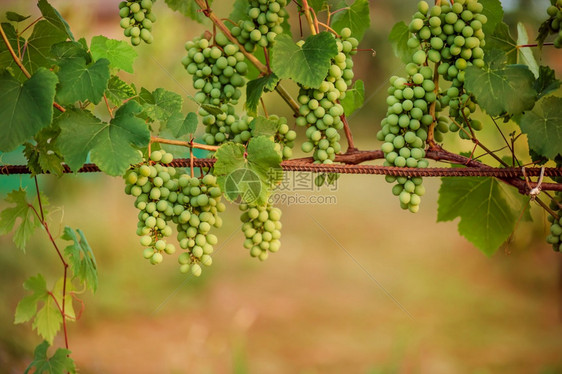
[340, 79, 364, 116]
[271, 32, 338, 89]
[165, 112, 198, 138]
[465, 59, 536, 117]
[105, 75, 137, 106]
[57, 102, 150, 175]
[90, 36, 137, 73]
[245, 73, 279, 116]
[24, 341, 76, 374]
[250, 116, 279, 138]
[138, 87, 183, 123]
[50, 41, 90, 62]
[38, 0, 74, 41]
[0, 68, 58, 152]
[388, 21, 415, 64]
[23, 20, 67, 74]
[62, 227, 98, 292]
[55, 57, 110, 105]
[516, 23, 539, 78]
[519, 96, 562, 160]
[164, 0, 212, 23]
[14, 274, 48, 324]
[330, 0, 370, 42]
[484, 22, 517, 64]
[534, 66, 560, 100]
[229, 0, 250, 23]
[438, 177, 529, 256]
[479, 0, 504, 37]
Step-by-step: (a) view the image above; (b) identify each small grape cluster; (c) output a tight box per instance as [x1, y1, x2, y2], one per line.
[377, 65, 431, 213]
[239, 203, 282, 261]
[182, 33, 248, 145]
[119, 0, 156, 46]
[124, 150, 225, 277]
[408, 0, 487, 138]
[231, 0, 288, 52]
[296, 28, 357, 164]
[545, 0, 562, 48]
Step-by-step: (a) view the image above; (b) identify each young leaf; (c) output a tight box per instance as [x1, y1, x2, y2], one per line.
[62, 226, 98, 292]
[519, 96, 562, 160]
[52, 277, 76, 320]
[164, 0, 212, 23]
[340, 79, 364, 116]
[55, 57, 110, 105]
[23, 20, 67, 74]
[0, 68, 58, 152]
[250, 116, 280, 138]
[330, 0, 370, 42]
[139, 87, 184, 123]
[0, 188, 43, 251]
[534, 66, 560, 100]
[105, 75, 137, 106]
[90, 35, 138, 73]
[6, 11, 30, 22]
[15, 274, 48, 324]
[464, 58, 536, 117]
[23, 125, 64, 177]
[479, 0, 504, 37]
[37, 0, 75, 41]
[246, 136, 283, 205]
[245, 73, 279, 116]
[516, 23, 539, 78]
[388, 21, 415, 64]
[32, 296, 63, 345]
[271, 32, 338, 89]
[166, 112, 198, 138]
[438, 177, 530, 256]
[24, 341, 76, 374]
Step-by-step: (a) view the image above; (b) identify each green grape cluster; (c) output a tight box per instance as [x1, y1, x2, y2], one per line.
[230, 0, 288, 52]
[239, 203, 282, 261]
[296, 28, 357, 164]
[377, 65, 432, 213]
[118, 0, 156, 46]
[545, 0, 562, 47]
[199, 104, 240, 146]
[175, 173, 225, 276]
[547, 163, 562, 252]
[124, 150, 225, 277]
[408, 0, 487, 138]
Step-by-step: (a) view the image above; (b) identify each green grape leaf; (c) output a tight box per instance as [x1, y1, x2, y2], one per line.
[271, 32, 338, 89]
[57, 103, 149, 176]
[229, 0, 250, 23]
[214, 143, 247, 200]
[516, 22, 539, 78]
[534, 65, 560, 100]
[340, 79, 364, 116]
[0, 68, 58, 152]
[331, 0, 370, 42]
[245, 47, 267, 81]
[139, 87, 184, 122]
[23, 20, 67, 74]
[24, 341, 76, 374]
[14, 274, 48, 324]
[465, 60, 536, 117]
[38, 0, 75, 41]
[0, 23, 25, 70]
[438, 177, 530, 256]
[105, 75, 137, 106]
[55, 57, 110, 105]
[62, 227, 98, 292]
[23, 126, 64, 177]
[388, 21, 415, 64]
[250, 116, 279, 138]
[90, 35, 137, 73]
[0, 189, 47, 251]
[50, 41, 91, 63]
[479, 0, 504, 37]
[536, 17, 553, 48]
[32, 296, 62, 345]
[519, 96, 562, 160]
[52, 277, 75, 320]
[246, 136, 283, 205]
[166, 112, 198, 138]
[6, 12, 30, 22]
[245, 73, 279, 116]
[200, 104, 223, 116]
[484, 22, 517, 65]
[164, 0, 212, 23]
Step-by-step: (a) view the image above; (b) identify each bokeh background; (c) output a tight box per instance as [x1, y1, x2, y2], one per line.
[1, 0, 561, 373]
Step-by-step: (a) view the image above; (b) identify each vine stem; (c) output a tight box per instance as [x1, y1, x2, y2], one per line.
[340, 114, 357, 152]
[518, 42, 554, 48]
[427, 62, 440, 149]
[301, 0, 318, 35]
[0, 23, 66, 113]
[150, 136, 219, 152]
[192, 0, 300, 114]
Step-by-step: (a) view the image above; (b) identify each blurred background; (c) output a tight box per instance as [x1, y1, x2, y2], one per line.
[1, 0, 561, 373]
